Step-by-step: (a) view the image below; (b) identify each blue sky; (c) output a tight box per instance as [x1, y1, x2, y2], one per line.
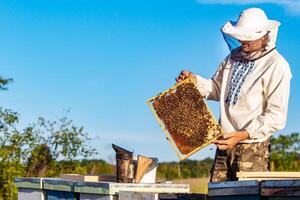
[1, 0, 299, 162]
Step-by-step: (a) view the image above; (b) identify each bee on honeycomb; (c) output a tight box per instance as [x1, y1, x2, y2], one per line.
[153, 82, 222, 155]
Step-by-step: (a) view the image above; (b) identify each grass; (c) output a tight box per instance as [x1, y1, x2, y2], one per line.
[173, 178, 209, 194]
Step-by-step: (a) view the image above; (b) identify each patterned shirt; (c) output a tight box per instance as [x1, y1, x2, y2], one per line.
[225, 60, 255, 105]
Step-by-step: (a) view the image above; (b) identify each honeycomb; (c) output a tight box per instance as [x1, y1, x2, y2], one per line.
[149, 79, 223, 158]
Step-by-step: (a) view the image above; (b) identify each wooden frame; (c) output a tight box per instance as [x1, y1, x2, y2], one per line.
[147, 78, 223, 160]
[237, 172, 300, 181]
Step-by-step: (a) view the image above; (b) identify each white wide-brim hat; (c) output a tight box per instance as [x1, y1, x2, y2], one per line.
[222, 8, 281, 41]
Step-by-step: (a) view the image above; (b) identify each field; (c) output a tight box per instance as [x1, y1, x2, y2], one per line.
[173, 178, 209, 194]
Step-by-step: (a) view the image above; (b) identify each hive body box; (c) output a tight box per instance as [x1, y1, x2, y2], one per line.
[43, 179, 78, 200]
[261, 180, 300, 200]
[148, 78, 223, 160]
[46, 190, 77, 200]
[208, 180, 261, 200]
[14, 178, 45, 200]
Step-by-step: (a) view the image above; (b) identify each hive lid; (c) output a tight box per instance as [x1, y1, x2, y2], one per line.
[147, 78, 223, 160]
[14, 177, 44, 189]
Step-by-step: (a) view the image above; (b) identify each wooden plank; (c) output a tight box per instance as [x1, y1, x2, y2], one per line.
[118, 191, 158, 200]
[14, 178, 44, 189]
[261, 187, 300, 196]
[208, 180, 258, 189]
[261, 180, 300, 197]
[60, 174, 116, 182]
[207, 196, 261, 200]
[239, 178, 300, 181]
[261, 180, 300, 187]
[158, 193, 206, 200]
[110, 183, 190, 195]
[208, 181, 260, 196]
[60, 174, 99, 182]
[98, 175, 116, 182]
[74, 181, 189, 195]
[267, 198, 300, 200]
[208, 187, 259, 196]
[43, 178, 74, 192]
[79, 193, 116, 200]
[237, 172, 300, 178]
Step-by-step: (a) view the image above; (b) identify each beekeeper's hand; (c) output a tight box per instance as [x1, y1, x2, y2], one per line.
[176, 70, 195, 83]
[213, 131, 250, 150]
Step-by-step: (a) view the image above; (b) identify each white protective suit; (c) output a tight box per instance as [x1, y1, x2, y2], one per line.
[195, 27, 292, 143]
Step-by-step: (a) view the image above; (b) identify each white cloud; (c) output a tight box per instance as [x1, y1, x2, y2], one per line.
[197, 0, 300, 15]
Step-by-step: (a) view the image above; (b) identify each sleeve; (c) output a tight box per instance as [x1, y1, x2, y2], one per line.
[194, 57, 228, 101]
[245, 60, 292, 140]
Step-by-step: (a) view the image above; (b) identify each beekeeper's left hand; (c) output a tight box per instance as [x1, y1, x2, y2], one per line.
[176, 70, 195, 83]
[214, 131, 250, 150]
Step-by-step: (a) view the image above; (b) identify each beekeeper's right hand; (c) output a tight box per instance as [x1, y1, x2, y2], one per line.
[176, 70, 195, 83]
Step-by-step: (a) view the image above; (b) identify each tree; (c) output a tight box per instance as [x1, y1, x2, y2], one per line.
[270, 133, 300, 171]
[156, 158, 214, 180]
[31, 114, 97, 160]
[0, 108, 98, 199]
[0, 108, 34, 200]
[26, 143, 55, 177]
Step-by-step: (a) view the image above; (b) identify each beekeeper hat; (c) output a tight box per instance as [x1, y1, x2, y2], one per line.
[222, 8, 280, 41]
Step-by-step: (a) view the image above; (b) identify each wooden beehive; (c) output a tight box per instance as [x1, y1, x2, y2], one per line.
[147, 78, 223, 160]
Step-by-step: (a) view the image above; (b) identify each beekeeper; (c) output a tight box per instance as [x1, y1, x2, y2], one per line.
[176, 8, 292, 182]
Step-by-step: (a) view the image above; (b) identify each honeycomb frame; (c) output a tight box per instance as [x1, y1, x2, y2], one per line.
[147, 77, 223, 160]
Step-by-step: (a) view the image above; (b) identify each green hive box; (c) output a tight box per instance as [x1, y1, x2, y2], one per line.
[74, 181, 115, 200]
[43, 178, 78, 200]
[14, 178, 45, 200]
